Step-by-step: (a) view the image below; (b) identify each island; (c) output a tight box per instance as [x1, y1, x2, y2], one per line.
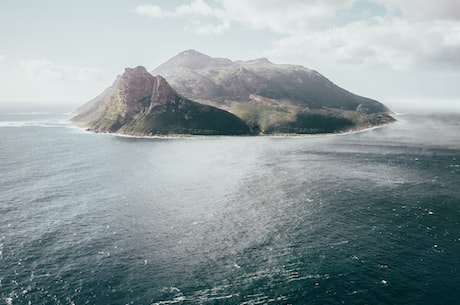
[72, 50, 395, 136]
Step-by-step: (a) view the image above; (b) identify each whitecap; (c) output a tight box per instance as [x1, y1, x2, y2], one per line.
[0, 120, 72, 128]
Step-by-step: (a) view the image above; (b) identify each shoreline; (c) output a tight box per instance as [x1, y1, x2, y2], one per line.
[77, 121, 397, 140]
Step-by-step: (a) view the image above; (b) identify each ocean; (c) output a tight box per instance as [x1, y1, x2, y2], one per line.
[0, 110, 459, 305]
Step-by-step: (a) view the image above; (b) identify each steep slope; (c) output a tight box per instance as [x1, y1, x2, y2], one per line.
[72, 66, 250, 135]
[152, 50, 395, 133]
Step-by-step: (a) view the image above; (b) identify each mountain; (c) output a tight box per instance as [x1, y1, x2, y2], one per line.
[73, 50, 394, 136]
[152, 50, 394, 133]
[72, 66, 250, 135]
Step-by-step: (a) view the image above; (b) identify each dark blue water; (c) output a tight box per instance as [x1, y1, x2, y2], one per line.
[1, 111, 459, 305]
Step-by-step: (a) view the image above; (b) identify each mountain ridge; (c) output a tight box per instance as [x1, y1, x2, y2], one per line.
[151, 50, 394, 133]
[153, 50, 387, 113]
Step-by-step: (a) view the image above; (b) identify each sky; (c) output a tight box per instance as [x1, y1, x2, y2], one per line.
[1, 0, 459, 112]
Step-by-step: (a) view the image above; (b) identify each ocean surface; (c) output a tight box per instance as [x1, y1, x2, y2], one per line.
[1, 110, 459, 305]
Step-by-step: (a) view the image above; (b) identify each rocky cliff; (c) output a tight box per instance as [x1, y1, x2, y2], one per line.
[72, 66, 250, 135]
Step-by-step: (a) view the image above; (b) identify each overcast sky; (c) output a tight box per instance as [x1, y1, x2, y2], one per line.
[1, 0, 459, 112]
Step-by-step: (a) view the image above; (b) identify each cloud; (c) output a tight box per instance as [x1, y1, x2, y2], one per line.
[190, 18, 230, 35]
[134, 4, 164, 18]
[19, 59, 105, 82]
[134, 0, 223, 18]
[133, 0, 229, 34]
[217, 0, 460, 69]
[133, 0, 356, 34]
[268, 17, 460, 70]
[133, 0, 460, 69]
[375, 0, 460, 21]
[218, 0, 356, 33]
[175, 0, 221, 17]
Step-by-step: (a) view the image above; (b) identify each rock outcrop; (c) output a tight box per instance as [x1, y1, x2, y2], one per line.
[72, 66, 251, 135]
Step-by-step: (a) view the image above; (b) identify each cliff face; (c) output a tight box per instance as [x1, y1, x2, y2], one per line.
[72, 66, 251, 135]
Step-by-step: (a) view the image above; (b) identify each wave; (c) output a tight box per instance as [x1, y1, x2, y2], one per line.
[85, 122, 397, 141]
[0, 112, 76, 128]
[0, 120, 73, 128]
[0, 121, 69, 127]
[3, 112, 56, 115]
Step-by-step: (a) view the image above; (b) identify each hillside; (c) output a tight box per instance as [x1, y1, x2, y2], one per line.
[152, 50, 394, 133]
[72, 66, 250, 136]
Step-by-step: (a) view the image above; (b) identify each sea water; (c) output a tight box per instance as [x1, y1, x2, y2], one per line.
[0, 110, 459, 304]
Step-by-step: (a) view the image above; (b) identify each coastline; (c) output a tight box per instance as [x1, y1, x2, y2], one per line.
[75, 120, 397, 140]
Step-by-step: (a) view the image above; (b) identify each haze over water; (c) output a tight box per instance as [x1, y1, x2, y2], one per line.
[1, 110, 459, 304]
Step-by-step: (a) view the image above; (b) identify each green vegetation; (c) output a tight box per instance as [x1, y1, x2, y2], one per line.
[227, 99, 394, 134]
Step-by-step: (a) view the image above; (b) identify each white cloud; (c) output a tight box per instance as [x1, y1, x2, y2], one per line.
[134, 0, 224, 18]
[218, 0, 356, 33]
[268, 17, 460, 70]
[133, 0, 356, 34]
[375, 0, 460, 21]
[134, 4, 164, 18]
[133, 0, 229, 34]
[190, 18, 230, 35]
[133, 0, 460, 69]
[217, 0, 460, 69]
[175, 0, 220, 17]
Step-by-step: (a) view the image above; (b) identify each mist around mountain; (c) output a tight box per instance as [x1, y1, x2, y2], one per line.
[73, 50, 394, 136]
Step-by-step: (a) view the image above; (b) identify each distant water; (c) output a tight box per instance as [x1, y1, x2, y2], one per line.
[1, 111, 459, 305]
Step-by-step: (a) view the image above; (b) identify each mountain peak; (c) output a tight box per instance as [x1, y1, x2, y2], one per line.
[124, 65, 149, 73]
[119, 66, 151, 81]
[177, 49, 210, 59]
[155, 50, 233, 72]
[238, 57, 273, 65]
[114, 67, 177, 104]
